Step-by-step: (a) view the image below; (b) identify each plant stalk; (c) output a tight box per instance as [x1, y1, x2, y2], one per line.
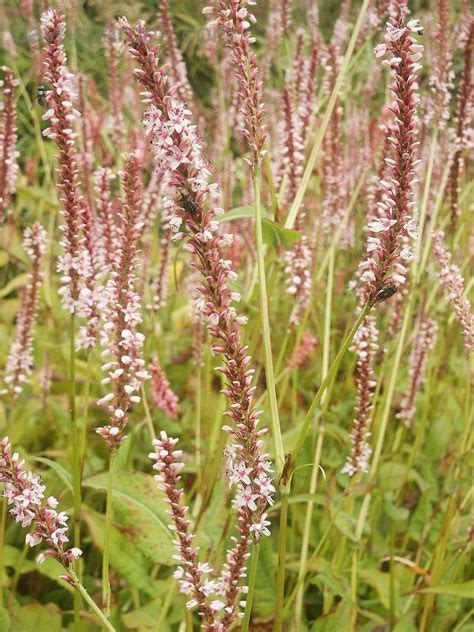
[102, 449, 117, 617]
[241, 542, 260, 631]
[253, 167, 284, 476]
[70, 569, 116, 632]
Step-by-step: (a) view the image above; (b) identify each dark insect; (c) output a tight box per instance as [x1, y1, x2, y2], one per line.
[180, 192, 199, 215]
[36, 85, 49, 107]
[375, 282, 397, 303]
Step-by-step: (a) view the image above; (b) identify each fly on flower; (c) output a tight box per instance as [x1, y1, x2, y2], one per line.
[375, 282, 398, 303]
[36, 85, 49, 106]
[179, 189, 199, 215]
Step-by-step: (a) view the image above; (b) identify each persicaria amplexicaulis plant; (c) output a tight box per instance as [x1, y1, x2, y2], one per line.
[357, 0, 423, 305]
[0, 1, 472, 629]
[0, 437, 81, 572]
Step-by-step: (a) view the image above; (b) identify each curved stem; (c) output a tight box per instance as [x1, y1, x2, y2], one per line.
[289, 302, 372, 468]
[102, 449, 117, 617]
[69, 569, 116, 632]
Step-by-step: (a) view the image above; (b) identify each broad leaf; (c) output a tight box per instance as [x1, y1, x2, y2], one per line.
[311, 600, 351, 631]
[84, 471, 175, 565]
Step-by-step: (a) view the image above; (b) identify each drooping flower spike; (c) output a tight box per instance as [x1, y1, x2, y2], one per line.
[0, 437, 82, 570]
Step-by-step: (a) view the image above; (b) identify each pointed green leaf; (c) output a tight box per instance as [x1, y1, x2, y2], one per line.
[83, 471, 175, 565]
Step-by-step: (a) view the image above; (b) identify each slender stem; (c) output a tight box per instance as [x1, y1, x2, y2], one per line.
[0, 498, 6, 607]
[141, 385, 156, 441]
[289, 302, 372, 468]
[253, 168, 284, 476]
[284, 0, 370, 229]
[69, 569, 116, 632]
[241, 542, 260, 632]
[274, 490, 289, 632]
[69, 313, 82, 630]
[294, 248, 334, 627]
[350, 550, 358, 630]
[80, 352, 92, 475]
[102, 449, 117, 617]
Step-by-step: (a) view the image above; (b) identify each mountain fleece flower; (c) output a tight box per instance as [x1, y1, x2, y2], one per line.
[41, 10, 93, 316]
[2, 223, 47, 399]
[357, 1, 423, 304]
[397, 316, 438, 426]
[204, 1, 267, 171]
[0, 437, 82, 568]
[0, 65, 19, 221]
[96, 154, 149, 448]
[342, 315, 379, 477]
[432, 231, 473, 352]
[121, 19, 273, 626]
[149, 357, 179, 419]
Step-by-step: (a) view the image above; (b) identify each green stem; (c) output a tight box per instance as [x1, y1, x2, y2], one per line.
[274, 490, 289, 632]
[241, 542, 260, 632]
[0, 498, 6, 607]
[141, 385, 156, 441]
[294, 248, 334, 628]
[253, 168, 284, 477]
[289, 302, 372, 469]
[69, 313, 82, 630]
[102, 449, 117, 617]
[284, 0, 370, 229]
[69, 569, 116, 632]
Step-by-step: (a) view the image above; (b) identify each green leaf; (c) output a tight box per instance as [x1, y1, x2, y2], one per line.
[359, 568, 393, 610]
[0, 273, 29, 298]
[0, 251, 9, 267]
[82, 508, 156, 596]
[329, 505, 368, 542]
[261, 219, 301, 247]
[218, 205, 301, 247]
[83, 471, 175, 565]
[253, 538, 277, 619]
[414, 581, 474, 599]
[219, 205, 269, 222]
[311, 600, 351, 631]
[2, 544, 36, 576]
[30, 456, 73, 492]
[11, 603, 62, 631]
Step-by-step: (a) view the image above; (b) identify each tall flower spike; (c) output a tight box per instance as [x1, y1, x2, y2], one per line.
[120, 19, 273, 626]
[40, 10, 92, 314]
[204, 1, 267, 171]
[159, 0, 193, 102]
[397, 316, 438, 427]
[2, 223, 48, 399]
[149, 433, 221, 629]
[0, 66, 19, 222]
[0, 437, 82, 569]
[342, 315, 379, 477]
[447, 20, 473, 228]
[356, 1, 423, 305]
[432, 231, 473, 352]
[149, 358, 179, 419]
[96, 154, 149, 448]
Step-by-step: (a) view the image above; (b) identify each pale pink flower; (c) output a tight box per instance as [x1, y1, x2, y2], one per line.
[0, 437, 81, 568]
[2, 224, 47, 399]
[432, 231, 473, 351]
[149, 358, 179, 419]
